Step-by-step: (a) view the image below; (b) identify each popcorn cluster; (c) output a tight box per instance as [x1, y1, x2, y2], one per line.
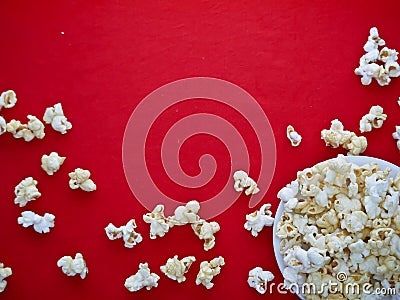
[57, 253, 88, 279]
[233, 170, 259, 195]
[105, 219, 143, 248]
[41, 152, 66, 175]
[196, 256, 225, 289]
[355, 27, 400, 86]
[359, 105, 387, 133]
[18, 211, 55, 234]
[244, 203, 274, 237]
[14, 177, 41, 207]
[0, 263, 12, 293]
[286, 125, 302, 147]
[68, 168, 97, 192]
[6, 116, 45, 142]
[125, 263, 160, 292]
[43, 103, 72, 134]
[321, 119, 367, 155]
[160, 255, 196, 283]
[276, 155, 400, 299]
[247, 267, 274, 294]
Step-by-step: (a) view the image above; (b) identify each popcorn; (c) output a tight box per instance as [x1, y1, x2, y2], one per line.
[43, 103, 72, 134]
[286, 125, 302, 147]
[68, 168, 96, 192]
[57, 253, 88, 279]
[6, 116, 45, 142]
[244, 203, 274, 237]
[168, 200, 201, 226]
[233, 170, 259, 195]
[0, 90, 17, 110]
[125, 263, 160, 292]
[160, 255, 196, 283]
[14, 177, 41, 207]
[41, 152, 66, 175]
[321, 119, 367, 155]
[18, 211, 55, 233]
[191, 219, 220, 251]
[359, 105, 387, 133]
[104, 219, 143, 248]
[392, 126, 400, 150]
[247, 267, 274, 294]
[0, 263, 12, 293]
[196, 256, 225, 289]
[355, 27, 400, 86]
[0, 116, 6, 135]
[143, 204, 170, 239]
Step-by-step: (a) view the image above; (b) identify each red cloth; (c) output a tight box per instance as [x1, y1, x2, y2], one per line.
[1, 1, 400, 299]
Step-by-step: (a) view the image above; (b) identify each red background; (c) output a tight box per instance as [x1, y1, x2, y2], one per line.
[1, 1, 400, 299]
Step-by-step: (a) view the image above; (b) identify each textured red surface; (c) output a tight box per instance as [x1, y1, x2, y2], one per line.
[1, 1, 400, 299]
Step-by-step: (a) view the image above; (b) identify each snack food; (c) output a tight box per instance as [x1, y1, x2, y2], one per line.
[160, 255, 196, 283]
[57, 253, 88, 279]
[41, 152, 66, 175]
[17, 211, 55, 234]
[196, 256, 225, 289]
[233, 170, 260, 195]
[105, 219, 143, 248]
[125, 263, 160, 292]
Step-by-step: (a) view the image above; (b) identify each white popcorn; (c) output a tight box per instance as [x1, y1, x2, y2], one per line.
[6, 116, 45, 142]
[247, 267, 274, 294]
[392, 126, 400, 150]
[355, 27, 400, 86]
[143, 204, 170, 239]
[340, 211, 368, 233]
[359, 105, 387, 133]
[0, 263, 12, 293]
[68, 168, 96, 192]
[233, 170, 259, 195]
[104, 219, 142, 248]
[196, 256, 225, 289]
[41, 152, 66, 175]
[0, 90, 17, 110]
[18, 211, 55, 234]
[14, 177, 41, 207]
[125, 263, 160, 292]
[244, 203, 274, 237]
[286, 125, 302, 147]
[168, 200, 201, 226]
[191, 219, 220, 251]
[0, 116, 6, 135]
[160, 255, 196, 283]
[43, 103, 72, 134]
[57, 253, 88, 279]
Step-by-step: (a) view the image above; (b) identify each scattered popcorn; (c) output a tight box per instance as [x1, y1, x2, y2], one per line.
[6, 115, 45, 142]
[244, 203, 275, 237]
[196, 256, 225, 289]
[168, 200, 201, 227]
[247, 267, 274, 294]
[57, 253, 88, 279]
[104, 219, 143, 248]
[321, 119, 367, 155]
[0, 263, 12, 293]
[276, 155, 400, 298]
[355, 27, 400, 86]
[17, 211, 55, 234]
[392, 126, 400, 150]
[14, 177, 41, 207]
[143, 204, 170, 239]
[43, 103, 72, 134]
[0, 90, 17, 110]
[286, 125, 302, 147]
[0, 116, 6, 135]
[68, 168, 96, 192]
[41, 152, 66, 175]
[233, 170, 259, 195]
[124, 263, 160, 292]
[160, 255, 196, 283]
[359, 105, 387, 133]
[191, 219, 220, 251]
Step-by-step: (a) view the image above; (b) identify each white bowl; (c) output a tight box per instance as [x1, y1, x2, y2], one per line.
[272, 156, 400, 299]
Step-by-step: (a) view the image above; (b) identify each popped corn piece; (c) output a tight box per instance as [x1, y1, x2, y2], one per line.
[340, 211, 368, 233]
[0, 263, 12, 293]
[359, 105, 387, 133]
[41, 152, 66, 175]
[143, 204, 170, 239]
[160, 255, 196, 283]
[125, 263, 160, 292]
[14, 177, 41, 207]
[392, 126, 400, 150]
[244, 203, 274, 237]
[0, 116, 6, 135]
[27, 115, 45, 139]
[286, 125, 302, 147]
[104, 219, 142, 249]
[191, 219, 220, 251]
[68, 168, 96, 192]
[6, 116, 45, 142]
[17, 211, 55, 234]
[247, 267, 274, 294]
[43, 103, 72, 134]
[196, 256, 225, 289]
[168, 200, 201, 227]
[0, 90, 17, 110]
[57, 253, 88, 279]
[233, 170, 259, 195]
